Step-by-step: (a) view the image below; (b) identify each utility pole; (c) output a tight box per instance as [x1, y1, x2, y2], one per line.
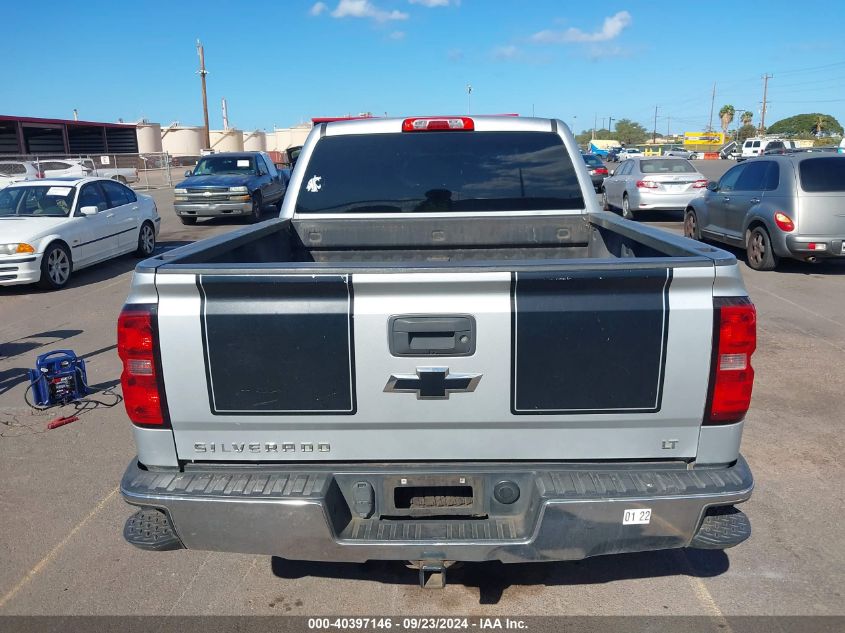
[667, 114, 671, 138]
[197, 40, 210, 150]
[466, 84, 472, 114]
[708, 82, 716, 132]
[593, 113, 597, 140]
[653, 105, 659, 143]
[608, 116, 614, 134]
[760, 74, 772, 133]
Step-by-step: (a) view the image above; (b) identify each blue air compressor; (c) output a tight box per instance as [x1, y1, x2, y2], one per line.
[28, 350, 89, 407]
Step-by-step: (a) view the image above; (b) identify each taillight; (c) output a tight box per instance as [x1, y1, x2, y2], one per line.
[36, 170, 45, 178]
[595, 167, 608, 175]
[705, 297, 756, 424]
[774, 212, 795, 232]
[636, 180, 658, 189]
[117, 305, 169, 427]
[693, 179, 708, 188]
[402, 117, 474, 132]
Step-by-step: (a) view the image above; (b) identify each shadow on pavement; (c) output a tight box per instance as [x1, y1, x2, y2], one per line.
[271, 549, 729, 604]
[0, 329, 83, 359]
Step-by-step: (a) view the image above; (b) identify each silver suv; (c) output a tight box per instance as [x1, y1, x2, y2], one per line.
[684, 155, 845, 270]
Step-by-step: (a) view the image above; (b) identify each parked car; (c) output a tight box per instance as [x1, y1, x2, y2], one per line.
[173, 151, 289, 225]
[0, 161, 43, 187]
[37, 158, 139, 184]
[664, 146, 698, 160]
[761, 140, 798, 156]
[602, 157, 707, 219]
[582, 153, 608, 191]
[0, 177, 160, 289]
[684, 155, 845, 270]
[617, 147, 643, 161]
[605, 148, 621, 162]
[118, 116, 755, 583]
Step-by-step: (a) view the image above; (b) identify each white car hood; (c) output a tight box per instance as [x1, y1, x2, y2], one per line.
[0, 216, 73, 247]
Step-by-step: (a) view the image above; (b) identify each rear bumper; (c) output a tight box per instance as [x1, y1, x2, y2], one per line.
[630, 189, 701, 211]
[0, 254, 42, 286]
[174, 201, 252, 217]
[785, 235, 845, 258]
[121, 456, 753, 563]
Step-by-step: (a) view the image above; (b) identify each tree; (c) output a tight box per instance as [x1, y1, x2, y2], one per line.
[766, 113, 844, 137]
[613, 119, 648, 145]
[719, 105, 735, 137]
[737, 124, 756, 142]
[740, 110, 753, 126]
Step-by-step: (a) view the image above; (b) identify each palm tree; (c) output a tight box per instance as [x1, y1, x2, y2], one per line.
[741, 110, 753, 126]
[719, 105, 736, 137]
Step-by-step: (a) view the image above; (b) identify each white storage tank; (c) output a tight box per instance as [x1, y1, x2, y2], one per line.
[210, 128, 244, 152]
[243, 130, 267, 152]
[137, 122, 163, 153]
[161, 126, 204, 156]
[270, 124, 312, 152]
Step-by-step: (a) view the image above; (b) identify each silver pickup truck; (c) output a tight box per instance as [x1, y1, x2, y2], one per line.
[118, 116, 756, 587]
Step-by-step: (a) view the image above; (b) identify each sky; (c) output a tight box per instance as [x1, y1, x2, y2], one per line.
[3, 0, 844, 134]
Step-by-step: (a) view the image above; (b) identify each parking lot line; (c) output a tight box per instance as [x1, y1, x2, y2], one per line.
[0, 486, 119, 610]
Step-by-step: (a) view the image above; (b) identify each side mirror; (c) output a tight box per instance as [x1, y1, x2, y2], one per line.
[610, 169, 615, 176]
[79, 205, 99, 216]
[184, 170, 193, 177]
[706, 181, 719, 192]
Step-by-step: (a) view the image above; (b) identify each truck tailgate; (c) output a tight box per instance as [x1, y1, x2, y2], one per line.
[155, 264, 715, 462]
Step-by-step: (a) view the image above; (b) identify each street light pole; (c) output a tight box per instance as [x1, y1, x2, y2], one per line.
[197, 40, 211, 150]
[466, 84, 472, 115]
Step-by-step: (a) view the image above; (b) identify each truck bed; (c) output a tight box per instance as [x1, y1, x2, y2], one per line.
[139, 212, 732, 273]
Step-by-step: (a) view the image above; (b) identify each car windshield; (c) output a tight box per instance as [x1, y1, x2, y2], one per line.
[583, 155, 604, 167]
[799, 157, 845, 192]
[192, 156, 256, 176]
[640, 159, 696, 174]
[626, 149, 641, 153]
[295, 131, 585, 214]
[0, 185, 76, 217]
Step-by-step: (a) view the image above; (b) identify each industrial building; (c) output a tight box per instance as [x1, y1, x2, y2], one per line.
[1, 113, 313, 158]
[0, 115, 139, 155]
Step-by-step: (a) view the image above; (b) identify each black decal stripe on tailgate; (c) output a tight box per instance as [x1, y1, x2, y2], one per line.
[511, 268, 672, 414]
[197, 274, 356, 415]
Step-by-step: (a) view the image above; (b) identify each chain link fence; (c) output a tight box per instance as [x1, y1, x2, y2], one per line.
[0, 152, 178, 190]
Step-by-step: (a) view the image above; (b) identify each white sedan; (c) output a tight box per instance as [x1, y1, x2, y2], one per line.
[0, 177, 160, 289]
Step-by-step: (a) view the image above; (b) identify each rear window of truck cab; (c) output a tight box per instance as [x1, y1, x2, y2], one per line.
[295, 131, 585, 214]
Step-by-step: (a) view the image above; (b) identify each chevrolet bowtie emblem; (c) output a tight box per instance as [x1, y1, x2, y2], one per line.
[384, 367, 481, 400]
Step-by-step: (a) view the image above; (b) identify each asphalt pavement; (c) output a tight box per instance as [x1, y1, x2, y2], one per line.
[1, 166, 844, 616]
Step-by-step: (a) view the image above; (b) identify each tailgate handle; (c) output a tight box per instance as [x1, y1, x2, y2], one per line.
[389, 315, 476, 357]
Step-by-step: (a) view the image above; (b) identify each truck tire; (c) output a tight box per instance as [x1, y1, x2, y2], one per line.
[179, 216, 197, 225]
[135, 221, 156, 258]
[746, 226, 778, 271]
[38, 242, 72, 290]
[621, 194, 634, 220]
[247, 193, 262, 224]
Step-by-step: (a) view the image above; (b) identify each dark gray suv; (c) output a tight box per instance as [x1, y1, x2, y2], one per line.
[684, 155, 845, 270]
